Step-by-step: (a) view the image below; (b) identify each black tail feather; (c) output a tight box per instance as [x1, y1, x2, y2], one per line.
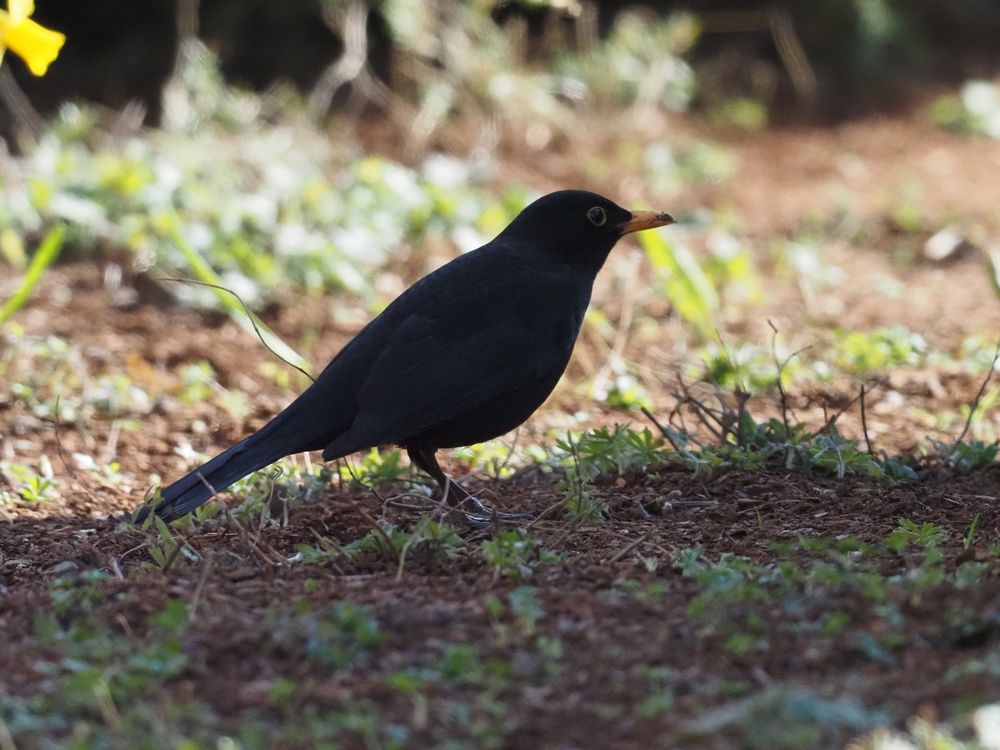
[137, 416, 313, 522]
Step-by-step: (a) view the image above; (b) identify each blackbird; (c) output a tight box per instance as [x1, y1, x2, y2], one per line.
[139, 190, 673, 522]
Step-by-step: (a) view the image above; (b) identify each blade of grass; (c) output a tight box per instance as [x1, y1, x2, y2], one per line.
[988, 247, 1000, 301]
[0, 224, 66, 327]
[165, 220, 313, 376]
[638, 229, 717, 339]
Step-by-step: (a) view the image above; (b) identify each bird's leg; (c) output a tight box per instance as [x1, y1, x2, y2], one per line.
[443, 476, 505, 518]
[406, 443, 492, 521]
[406, 444, 532, 524]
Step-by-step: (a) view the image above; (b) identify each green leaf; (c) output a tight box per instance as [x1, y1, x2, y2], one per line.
[639, 228, 717, 339]
[988, 247, 1000, 301]
[0, 225, 66, 327]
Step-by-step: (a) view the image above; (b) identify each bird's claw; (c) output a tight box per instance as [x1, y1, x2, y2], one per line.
[437, 477, 533, 525]
[452, 489, 533, 526]
[453, 509, 534, 528]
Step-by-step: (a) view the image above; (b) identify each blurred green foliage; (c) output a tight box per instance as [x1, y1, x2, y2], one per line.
[931, 80, 1000, 139]
[834, 325, 927, 376]
[554, 10, 699, 112]
[15, 0, 1000, 123]
[1, 43, 534, 310]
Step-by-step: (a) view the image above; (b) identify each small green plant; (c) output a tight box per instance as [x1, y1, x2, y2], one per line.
[931, 80, 1000, 139]
[834, 325, 927, 376]
[560, 473, 606, 525]
[176, 360, 217, 404]
[145, 515, 199, 570]
[697, 341, 796, 392]
[72, 454, 124, 486]
[293, 535, 345, 565]
[554, 425, 665, 480]
[340, 516, 464, 572]
[964, 514, 981, 550]
[435, 643, 485, 687]
[940, 440, 1000, 472]
[343, 522, 411, 562]
[556, 431, 608, 525]
[396, 515, 465, 571]
[481, 529, 560, 581]
[885, 518, 944, 552]
[506, 586, 545, 638]
[595, 361, 652, 412]
[0, 458, 58, 503]
[341, 448, 409, 491]
[451, 439, 521, 480]
[47, 569, 112, 615]
[273, 602, 385, 672]
[651, 393, 918, 482]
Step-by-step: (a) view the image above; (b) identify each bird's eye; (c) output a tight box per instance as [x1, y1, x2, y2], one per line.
[587, 206, 607, 226]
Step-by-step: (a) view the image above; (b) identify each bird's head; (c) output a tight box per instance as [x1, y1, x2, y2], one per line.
[498, 190, 674, 271]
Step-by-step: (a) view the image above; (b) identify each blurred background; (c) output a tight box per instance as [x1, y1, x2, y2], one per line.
[2, 0, 1000, 505]
[8, 0, 1000, 127]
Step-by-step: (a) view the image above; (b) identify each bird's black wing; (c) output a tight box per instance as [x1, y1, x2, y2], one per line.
[321, 266, 582, 458]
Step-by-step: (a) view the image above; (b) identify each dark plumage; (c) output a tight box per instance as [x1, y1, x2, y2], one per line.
[139, 190, 673, 522]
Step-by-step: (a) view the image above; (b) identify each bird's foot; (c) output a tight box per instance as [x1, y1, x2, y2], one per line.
[460, 494, 533, 521]
[451, 508, 533, 528]
[445, 481, 533, 526]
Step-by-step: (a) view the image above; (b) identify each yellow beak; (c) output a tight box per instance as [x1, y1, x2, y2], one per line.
[620, 210, 675, 234]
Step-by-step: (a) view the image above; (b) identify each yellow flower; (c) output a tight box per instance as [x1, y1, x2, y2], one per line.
[0, 0, 65, 76]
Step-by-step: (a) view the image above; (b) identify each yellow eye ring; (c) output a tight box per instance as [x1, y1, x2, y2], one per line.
[587, 206, 607, 226]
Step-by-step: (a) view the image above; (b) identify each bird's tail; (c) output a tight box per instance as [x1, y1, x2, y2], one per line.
[136, 416, 314, 523]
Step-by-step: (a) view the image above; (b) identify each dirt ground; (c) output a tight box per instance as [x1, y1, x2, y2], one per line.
[2, 111, 1000, 748]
